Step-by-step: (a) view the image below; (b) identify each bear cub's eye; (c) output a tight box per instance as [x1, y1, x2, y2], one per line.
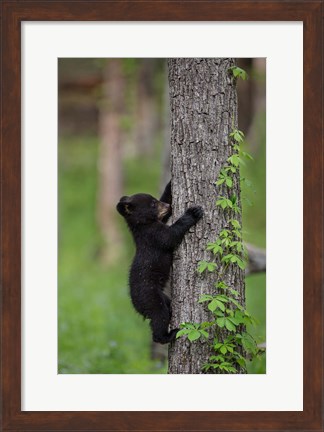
[151, 201, 157, 208]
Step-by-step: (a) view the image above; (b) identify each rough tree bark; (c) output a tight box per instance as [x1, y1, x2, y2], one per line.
[168, 58, 245, 374]
[97, 59, 124, 265]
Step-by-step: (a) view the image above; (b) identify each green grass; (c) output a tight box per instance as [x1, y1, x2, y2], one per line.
[241, 113, 266, 248]
[242, 113, 266, 373]
[58, 128, 266, 374]
[58, 137, 167, 374]
[245, 273, 266, 373]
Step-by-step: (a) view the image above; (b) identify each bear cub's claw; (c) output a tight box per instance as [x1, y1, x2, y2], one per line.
[186, 206, 204, 221]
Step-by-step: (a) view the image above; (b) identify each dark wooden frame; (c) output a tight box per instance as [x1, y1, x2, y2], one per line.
[1, 1, 323, 431]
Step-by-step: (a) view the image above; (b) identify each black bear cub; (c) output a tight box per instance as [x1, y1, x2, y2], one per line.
[116, 181, 203, 344]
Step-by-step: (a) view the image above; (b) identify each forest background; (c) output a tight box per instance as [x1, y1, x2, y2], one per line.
[58, 58, 266, 374]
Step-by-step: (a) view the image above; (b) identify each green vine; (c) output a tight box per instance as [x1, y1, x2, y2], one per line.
[228, 66, 249, 81]
[176, 125, 264, 374]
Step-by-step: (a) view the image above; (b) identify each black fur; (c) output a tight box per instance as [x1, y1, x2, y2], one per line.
[116, 181, 203, 344]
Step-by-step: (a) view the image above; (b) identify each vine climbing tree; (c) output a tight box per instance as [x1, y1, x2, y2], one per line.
[168, 58, 257, 374]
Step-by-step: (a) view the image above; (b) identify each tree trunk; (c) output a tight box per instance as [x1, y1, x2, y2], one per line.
[97, 59, 124, 265]
[168, 58, 245, 374]
[245, 243, 266, 275]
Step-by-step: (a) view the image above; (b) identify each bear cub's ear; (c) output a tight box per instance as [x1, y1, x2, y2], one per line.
[116, 196, 133, 216]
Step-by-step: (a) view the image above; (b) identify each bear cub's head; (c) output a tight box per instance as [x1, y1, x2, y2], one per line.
[116, 194, 171, 225]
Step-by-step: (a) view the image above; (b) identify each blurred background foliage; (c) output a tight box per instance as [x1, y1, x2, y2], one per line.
[58, 58, 266, 374]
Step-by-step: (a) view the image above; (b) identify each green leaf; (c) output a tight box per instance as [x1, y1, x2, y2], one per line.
[207, 299, 218, 312]
[200, 321, 214, 329]
[222, 254, 233, 263]
[211, 364, 220, 369]
[224, 165, 237, 174]
[216, 296, 226, 312]
[216, 281, 228, 290]
[232, 203, 241, 214]
[202, 364, 211, 372]
[236, 243, 243, 253]
[214, 294, 229, 303]
[241, 332, 258, 354]
[238, 156, 246, 166]
[227, 154, 240, 167]
[216, 317, 226, 328]
[176, 329, 191, 338]
[198, 294, 213, 303]
[216, 198, 231, 209]
[230, 194, 237, 204]
[215, 309, 225, 317]
[234, 132, 244, 142]
[228, 317, 240, 326]
[229, 66, 248, 81]
[207, 243, 223, 255]
[209, 355, 225, 362]
[207, 262, 217, 272]
[241, 151, 254, 160]
[221, 237, 230, 247]
[236, 258, 247, 270]
[218, 246, 224, 255]
[233, 229, 242, 238]
[249, 316, 259, 327]
[229, 298, 243, 310]
[220, 346, 227, 355]
[180, 322, 197, 330]
[197, 261, 208, 273]
[188, 330, 201, 342]
[236, 357, 246, 367]
[200, 330, 209, 339]
[217, 301, 226, 311]
[234, 311, 245, 324]
[230, 219, 241, 229]
[226, 177, 233, 187]
[225, 319, 236, 332]
[220, 229, 230, 238]
[229, 288, 240, 297]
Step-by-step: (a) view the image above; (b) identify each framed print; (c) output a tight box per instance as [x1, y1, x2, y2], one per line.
[1, 1, 323, 431]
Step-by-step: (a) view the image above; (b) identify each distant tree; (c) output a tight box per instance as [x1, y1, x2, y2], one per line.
[236, 58, 254, 134]
[97, 59, 124, 264]
[134, 59, 158, 155]
[168, 59, 246, 374]
[245, 58, 266, 154]
[161, 61, 171, 187]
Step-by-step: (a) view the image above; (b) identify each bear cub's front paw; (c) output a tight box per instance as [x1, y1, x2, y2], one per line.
[186, 206, 204, 221]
